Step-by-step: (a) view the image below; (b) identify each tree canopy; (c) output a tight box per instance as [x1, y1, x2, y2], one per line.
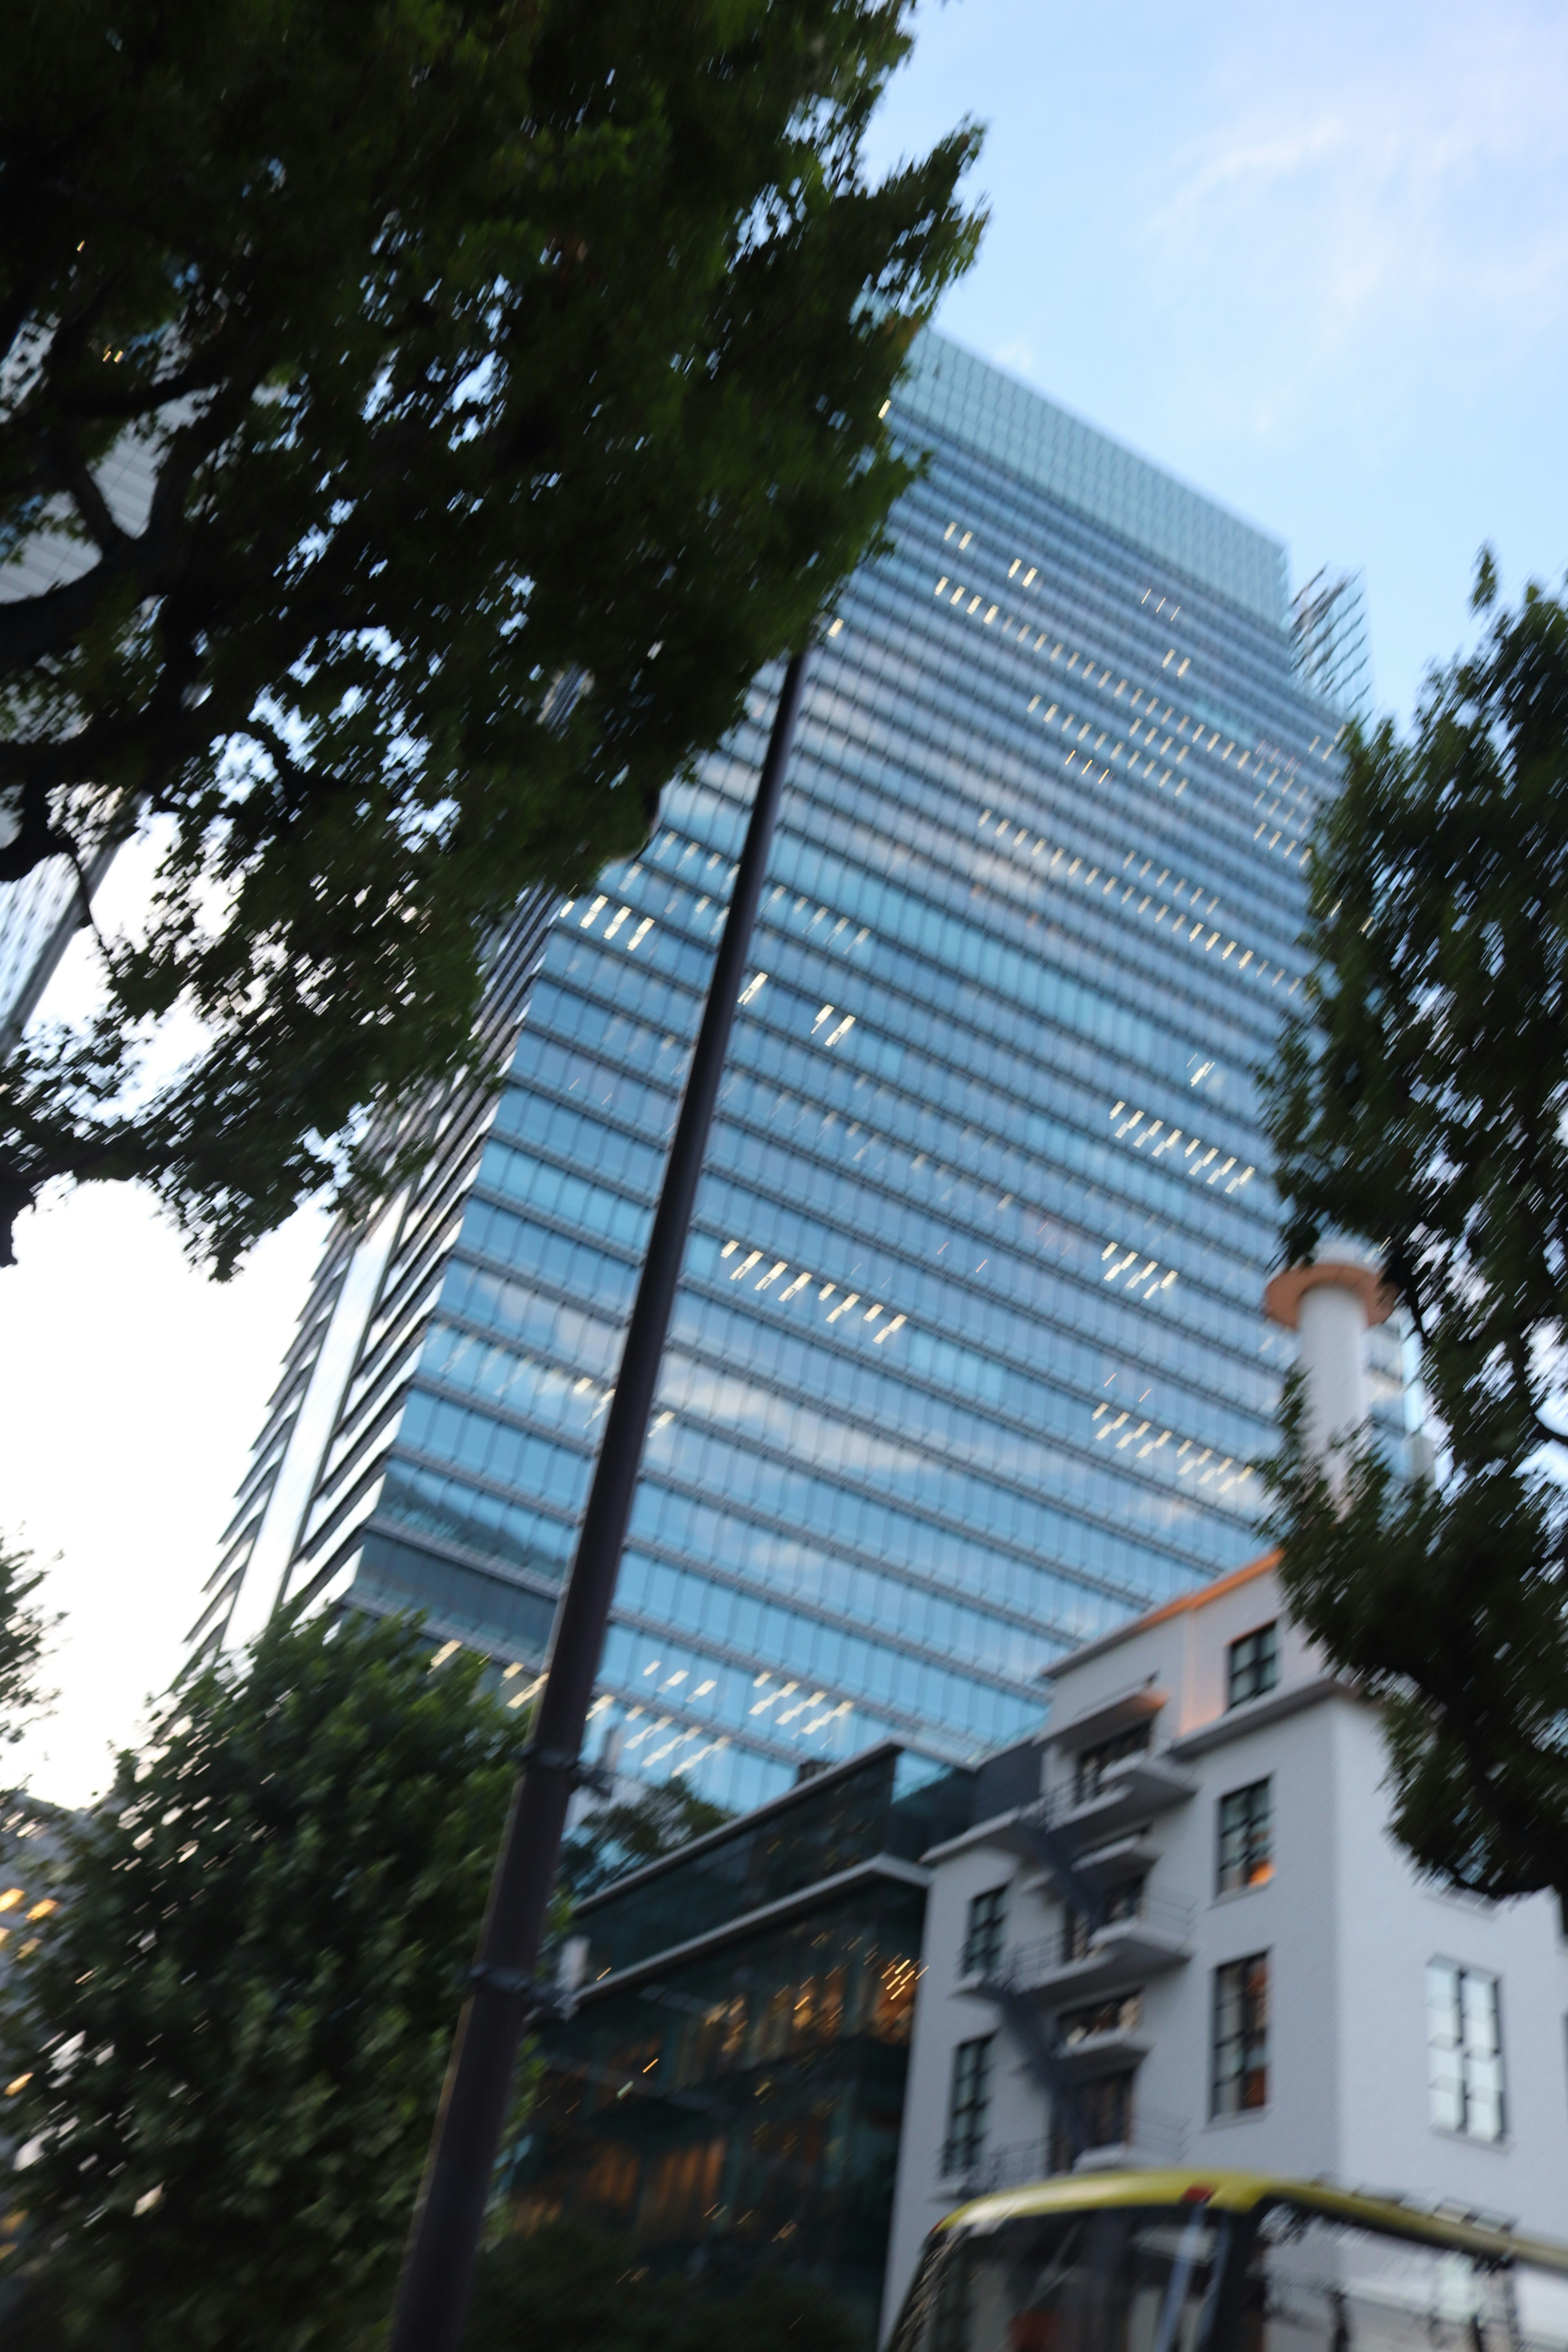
[1264, 561, 1568, 1904]
[0, 1609, 516, 2349]
[0, 1534, 54, 1749]
[0, 0, 982, 1271]
[461, 2221, 859, 2352]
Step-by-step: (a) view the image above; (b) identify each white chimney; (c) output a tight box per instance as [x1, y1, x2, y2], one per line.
[1264, 1240, 1396, 1479]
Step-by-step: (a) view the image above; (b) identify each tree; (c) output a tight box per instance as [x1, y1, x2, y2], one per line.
[0, 0, 982, 1273]
[557, 1780, 728, 1904]
[0, 1608, 517, 2349]
[1263, 559, 1568, 1905]
[462, 2221, 860, 2352]
[0, 1536, 55, 1748]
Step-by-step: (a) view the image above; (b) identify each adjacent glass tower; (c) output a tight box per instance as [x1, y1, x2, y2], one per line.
[200, 332, 1365, 1814]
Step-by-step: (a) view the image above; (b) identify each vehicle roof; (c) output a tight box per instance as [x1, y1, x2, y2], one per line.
[938, 2170, 1568, 2276]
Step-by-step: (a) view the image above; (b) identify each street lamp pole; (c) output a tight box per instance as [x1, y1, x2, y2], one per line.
[388, 646, 812, 2352]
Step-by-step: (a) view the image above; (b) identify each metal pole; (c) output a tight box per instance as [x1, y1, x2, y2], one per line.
[388, 646, 811, 2352]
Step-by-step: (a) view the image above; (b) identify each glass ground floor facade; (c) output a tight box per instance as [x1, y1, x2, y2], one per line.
[510, 1745, 1001, 2339]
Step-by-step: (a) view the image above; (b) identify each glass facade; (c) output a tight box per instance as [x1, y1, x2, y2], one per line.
[209, 332, 1369, 1814]
[512, 1745, 964, 2336]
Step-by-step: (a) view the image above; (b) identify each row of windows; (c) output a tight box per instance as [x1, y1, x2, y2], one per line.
[627, 1476, 1080, 1680]
[760, 812, 1262, 1128]
[586, 817, 1279, 1305]
[654, 1379, 1168, 1633]
[824, 581, 1321, 931]
[441, 1257, 626, 1392]
[476, 1137, 653, 1261]
[474, 1108, 1275, 1470]
[412, 1332, 1228, 1646]
[907, 446, 1322, 743]
[765, 729, 1304, 1072]
[720, 1032, 1271, 1321]
[697, 1156, 1276, 1446]
[495, 1049, 1276, 1493]
[944, 1949, 1506, 2165]
[927, 586, 1319, 896]
[388, 1415, 1059, 1748]
[490, 1086, 668, 1205]
[837, 570, 1318, 1001]
[515, 964, 1282, 1446]
[683, 1274, 1261, 1540]
[802, 659, 1313, 1045]
[660, 1289, 1260, 1551]
[413, 1303, 1140, 1655]
[496, 1029, 676, 1161]
[592, 1619, 1040, 1788]
[884, 462, 1334, 828]
[702, 1035, 1272, 1370]
[576, 884, 1278, 1307]
[414, 1153, 1257, 1598]
[909, 404, 1278, 622]
[388, 1398, 1147, 1730]
[480, 1031, 1283, 1521]
[630, 764, 1281, 1157]
[627, 1466, 1116, 1652]
[381, 1460, 572, 1592]
[613, 1550, 1032, 1740]
[731, 1187, 1241, 1474]
[841, 548, 1312, 919]
[546, 860, 1278, 1310]
[432, 1229, 1236, 1625]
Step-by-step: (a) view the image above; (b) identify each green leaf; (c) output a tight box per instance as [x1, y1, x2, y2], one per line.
[0, 0, 984, 1274]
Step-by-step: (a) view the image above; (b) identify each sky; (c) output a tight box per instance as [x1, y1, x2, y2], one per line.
[5, 0, 1567, 1807]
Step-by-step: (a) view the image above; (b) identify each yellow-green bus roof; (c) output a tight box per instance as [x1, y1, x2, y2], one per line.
[938, 2170, 1568, 2277]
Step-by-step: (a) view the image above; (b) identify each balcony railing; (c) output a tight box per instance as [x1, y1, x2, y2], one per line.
[998, 1890, 1196, 1992]
[940, 2103, 1189, 2192]
[1027, 1753, 1196, 1845]
[1073, 2099, 1189, 2169]
[941, 2135, 1053, 2192]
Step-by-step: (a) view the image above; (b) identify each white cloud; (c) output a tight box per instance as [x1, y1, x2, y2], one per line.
[1151, 9, 1568, 403]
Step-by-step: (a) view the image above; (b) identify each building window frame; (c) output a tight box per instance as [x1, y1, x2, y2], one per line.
[1216, 1777, 1274, 1894]
[944, 2033, 994, 2175]
[1427, 1958, 1505, 2142]
[1073, 1719, 1152, 1802]
[960, 1884, 1008, 1979]
[1051, 2069, 1134, 2171]
[1227, 1622, 1279, 1709]
[1212, 1951, 1269, 2116]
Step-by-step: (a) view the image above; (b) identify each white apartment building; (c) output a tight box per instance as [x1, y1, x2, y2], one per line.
[882, 1551, 1568, 2335]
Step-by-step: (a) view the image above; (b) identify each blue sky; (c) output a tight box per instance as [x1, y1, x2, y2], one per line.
[869, 0, 1568, 722]
[6, 0, 1566, 1803]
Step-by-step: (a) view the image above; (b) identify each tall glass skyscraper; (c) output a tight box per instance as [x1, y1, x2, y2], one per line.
[201, 333, 1368, 1813]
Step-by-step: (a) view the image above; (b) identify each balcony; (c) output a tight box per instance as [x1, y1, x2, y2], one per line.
[940, 2135, 1054, 2194]
[1054, 2024, 1152, 2077]
[940, 2105, 1188, 2195]
[1042, 1754, 1196, 1849]
[1000, 1891, 1194, 2004]
[1071, 1833, 1157, 1891]
[1071, 2100, 1189, 2172]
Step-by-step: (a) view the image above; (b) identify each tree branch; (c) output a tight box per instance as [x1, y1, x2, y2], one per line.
[46, 426, 127, 556]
